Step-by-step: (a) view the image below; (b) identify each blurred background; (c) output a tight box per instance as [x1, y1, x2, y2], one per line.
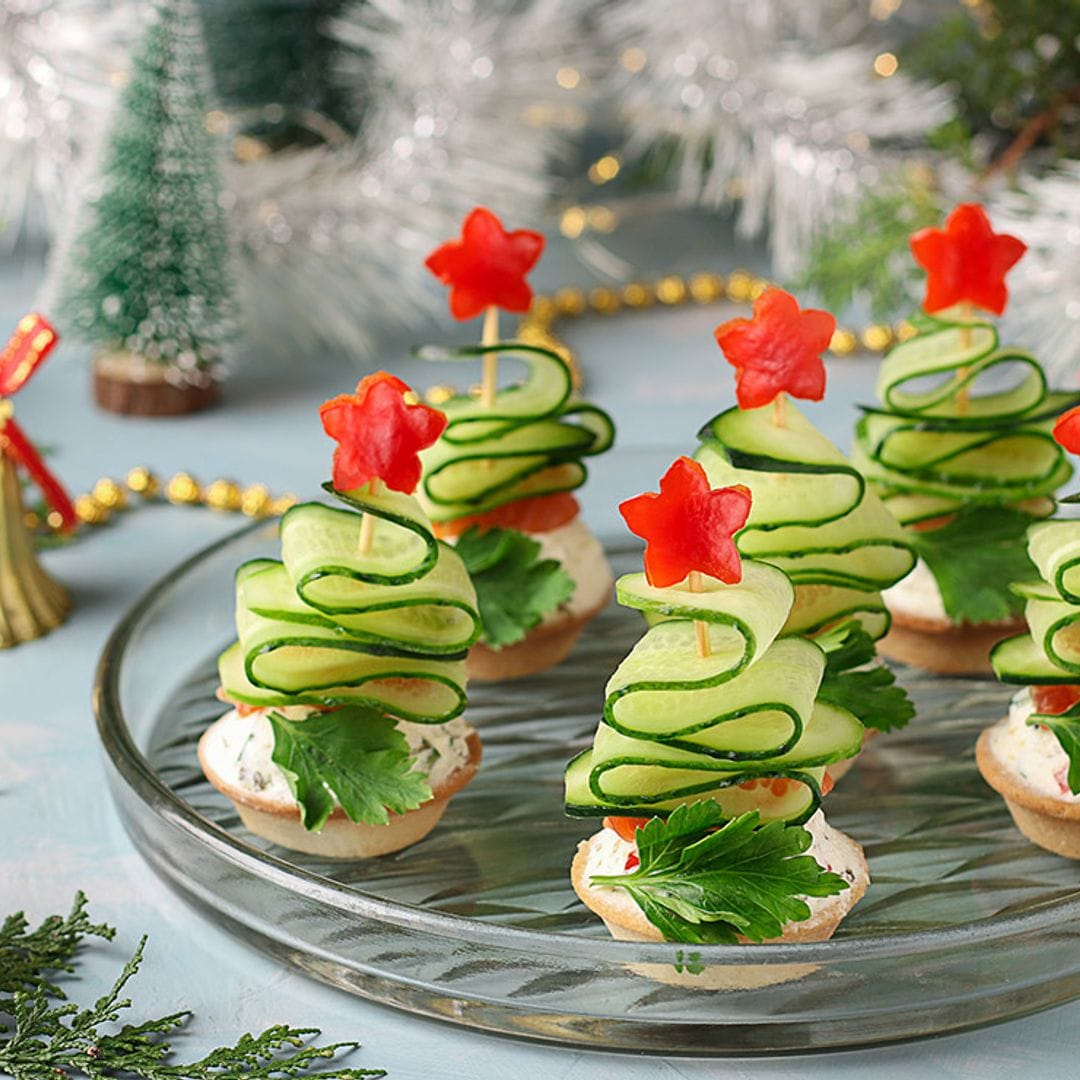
[2, 0, 1077, 390]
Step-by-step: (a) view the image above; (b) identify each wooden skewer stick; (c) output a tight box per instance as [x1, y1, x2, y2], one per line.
[957, 302, 974, 416]
[481, 305, 499, 409]
[689, 570, 711, 658]
[358, 478, 382, 556]
[772, 391, 787, 429]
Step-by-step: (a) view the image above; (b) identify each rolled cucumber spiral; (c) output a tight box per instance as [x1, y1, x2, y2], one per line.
[564, 560, 864, 825]
[416, 341, 614, 522]
[853, 312, 1075, 527]
[218, 482, 479, 724]
[695, 400, 914, 642]
[993, 519, 1080, 683]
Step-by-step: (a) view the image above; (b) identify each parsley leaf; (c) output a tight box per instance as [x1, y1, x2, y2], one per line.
[269, 706, 431, 830]
[454, 526, 575, 649]
[910, 506, 1037, 624]
[1029, 702, 1080, 795]
[590, 804, 849, 945]
[0, 892, 384, 1078]
[815, 623, 914, 732]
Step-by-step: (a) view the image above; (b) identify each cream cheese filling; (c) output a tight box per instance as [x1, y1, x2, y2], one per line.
[202, 708, 474, 804]
[882, 558, 949, 623]
[582, 810, 861, 919]
[985, 689, 1080, 802]
[530, 517, 613, 621]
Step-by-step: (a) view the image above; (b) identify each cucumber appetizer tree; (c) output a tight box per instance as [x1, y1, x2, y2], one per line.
[203, 371, 482, 857]
[566, 456, 863, 946]
[981, 408, 1080, 858]
[420, 208, 615, 678]
[0, 314, 77, 648]
[852, 204, 1078, 673]
[697, 287, 915, 739]
[59, 0, 235, 417]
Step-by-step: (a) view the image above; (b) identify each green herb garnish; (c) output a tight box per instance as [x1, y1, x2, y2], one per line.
[1029, 702, 1080, 795]
[0, 892, 383, 1078]
[816, 623, 914, 733]
[911, 506, 1037, 625]
[590, 804, 849, 945]
[269, 706, 431, 831]
[454, 526, 575, 649]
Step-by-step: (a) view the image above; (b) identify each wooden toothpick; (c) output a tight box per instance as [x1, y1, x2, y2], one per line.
[689, 570, 711, 658]
[957, 302, 974, 415]
[481, 305, 499, 409]
[357, 478, 382, 555]
[772, 392, 787, 429]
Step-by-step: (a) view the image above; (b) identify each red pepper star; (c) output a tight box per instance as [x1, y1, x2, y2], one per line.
[1054, 406, 1080, 455]
[909, 203, 1027, 316]
[713, 288, 835, 411]
[425, 207, 545, 320]
[320, 372, 447, 494]
[619, 456, 752, 588]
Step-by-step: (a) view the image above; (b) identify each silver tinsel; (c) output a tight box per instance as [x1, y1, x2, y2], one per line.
[992, 164, 1080, 385]
[0, 0, 137, 245]
[229, 0, 588, 356]
[595, 0, 954, 275]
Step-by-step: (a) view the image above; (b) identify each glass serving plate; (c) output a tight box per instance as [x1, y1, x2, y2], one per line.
[94, 519, 1080, 1055]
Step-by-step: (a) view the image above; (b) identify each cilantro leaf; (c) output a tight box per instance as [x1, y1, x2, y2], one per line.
[455, 526, 575, 649]
[815, 622, 914, 732]
[910, 506, 1037, 624]
[591, 805, 849, 945]
[1029, 702, 1080, 795]
[269, 706, 431, 830]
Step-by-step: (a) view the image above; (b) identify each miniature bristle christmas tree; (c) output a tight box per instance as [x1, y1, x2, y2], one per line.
[60, 0, 235, 416]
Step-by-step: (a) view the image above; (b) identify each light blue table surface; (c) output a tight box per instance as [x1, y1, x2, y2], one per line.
[3, 220, 1079, 1078]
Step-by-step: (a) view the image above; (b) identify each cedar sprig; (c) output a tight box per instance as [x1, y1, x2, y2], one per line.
[0, 892, 114, 999]
[0, 893, 384, 1079]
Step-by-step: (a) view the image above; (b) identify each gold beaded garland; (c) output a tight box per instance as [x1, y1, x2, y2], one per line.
[166, 472, 202, 505]
[125, 466, 159, 498]
[239, 483, 271, 517]
[74, 494, 108, 525]
[47, 270, 897, 538]
[515, 267, 897, 380]
[42, 465, 305, 537]
[203, 478, 242, 512]
[91, 477, 126, 510]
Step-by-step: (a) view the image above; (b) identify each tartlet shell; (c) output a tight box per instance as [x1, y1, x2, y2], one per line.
[568, 825, 869, 990]
[878, 609, 1025, 676]
[976, 723, 1080, 859]
[198, 721, 482, 859]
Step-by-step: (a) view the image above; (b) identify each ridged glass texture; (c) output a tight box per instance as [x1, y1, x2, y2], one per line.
[94, 519, 1080, 1054]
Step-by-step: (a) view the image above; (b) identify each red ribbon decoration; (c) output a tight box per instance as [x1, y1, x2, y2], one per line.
[425, 207, 545, 320]
[619, 456, 752, 589]
[0, 313, 58, 395]
[320, 372, 448, 494]
[0, 314, 77, 532]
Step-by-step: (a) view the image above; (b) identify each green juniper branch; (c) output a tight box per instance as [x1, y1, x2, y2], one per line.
[0, 892, 384, 1079]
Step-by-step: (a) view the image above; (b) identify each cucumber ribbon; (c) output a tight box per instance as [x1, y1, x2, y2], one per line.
[993, 519, 1080, 683]
[564, 560, 864, 824]
[218, 482, 480, 723]
[853, 312, 1076, 526]
[695, 400, 914, 642]
[415, 341, 614, 522]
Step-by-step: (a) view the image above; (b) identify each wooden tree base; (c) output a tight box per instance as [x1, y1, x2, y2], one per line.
[0, 454, 70, 647]
[93, 352, 220, 417]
